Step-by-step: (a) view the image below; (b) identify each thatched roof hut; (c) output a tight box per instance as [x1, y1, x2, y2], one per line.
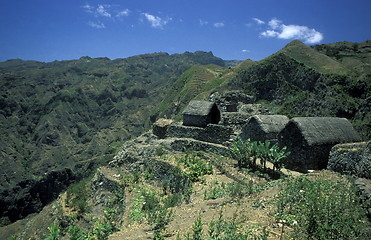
[278, 117, 362, 172]
[183, 100, 221, 127]
[240, 115, 289, 143]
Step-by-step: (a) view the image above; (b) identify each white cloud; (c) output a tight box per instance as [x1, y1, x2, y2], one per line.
[242, 49, 250, 53]
[96, 4, 111, 18]
[83, 4, 112, 18]
[260, 18, 323, 44]
[213, 22, 225, 28]
[117, 9, 130, 17]
[199, 19, 209, 26]
[83, 4, 133, 29]
[83, 4, 94, 13]
[252, 18, 265, 25]
[261, 30, 279, 38]
[88, 21, 106, 29]
[143, 13, 171, 29]
[268, 18, 282, 29]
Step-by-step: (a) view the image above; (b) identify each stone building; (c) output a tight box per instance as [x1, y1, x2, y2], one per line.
[182, 100, 221, 127]
[278, 117, 362, 172]
[240, 115, 289, 143]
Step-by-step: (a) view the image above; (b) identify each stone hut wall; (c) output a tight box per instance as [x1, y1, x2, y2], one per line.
[240, 115, 289, 143]
[183, 100, 221, 127]
[278, 117, 362, 172]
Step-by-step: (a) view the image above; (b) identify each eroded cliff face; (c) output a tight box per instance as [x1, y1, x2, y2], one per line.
[0, 168, 77, 226]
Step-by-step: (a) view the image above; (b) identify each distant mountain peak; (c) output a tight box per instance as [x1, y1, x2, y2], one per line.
[278, 40, 347, 74]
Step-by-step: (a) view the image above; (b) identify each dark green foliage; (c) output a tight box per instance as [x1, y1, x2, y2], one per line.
[191, 214, 203, 240]
[232, 44, 371, 139]
[229, 137, 290, 174]
[275, 176, 370, 239]
[0, 51, 224, 224]
[65, 178, 91, 215]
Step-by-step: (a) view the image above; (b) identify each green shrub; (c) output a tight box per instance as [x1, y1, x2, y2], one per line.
[67, 225, 86, 240]
[180, 211, 269, 240]
[226, 181, 255, 200]
[229, 137, 290, 174]
[65, 179, 91, 215]
[275, 176, 369, 239]
[176, 152, 213, 183]
[89, 208, 120, 240]
[129, 186, 174, 239]
[44, 223, 61, 240]
[204, 180, 256, 201]
[204, 180, 227, 200]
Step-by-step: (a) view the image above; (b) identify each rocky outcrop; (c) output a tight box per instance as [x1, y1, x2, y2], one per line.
[90, 167, 124, 214]
[153, 118, 174, 139]
[170, 138, 228, 154]
[210, 91, 255, 112]
[328, 142, 371, 179]
[0, 168, 77, 226]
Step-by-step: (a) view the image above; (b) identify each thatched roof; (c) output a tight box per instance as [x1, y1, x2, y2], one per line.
[247, 115, 289, 133]
[283, 117, 361, 146]
[182, 100, 216, 116]
[182, 100, 221, 127]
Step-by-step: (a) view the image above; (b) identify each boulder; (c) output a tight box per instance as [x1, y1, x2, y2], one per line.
[153, 118, 174, 139]
[278, 117, 362, 172]
[238, 104, 271, 115]
[210, 91, 255, 112]
[327, 142, 371, 179]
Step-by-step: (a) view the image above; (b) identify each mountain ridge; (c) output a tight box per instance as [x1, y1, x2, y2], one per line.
[0, 40, 370, 232]
[0, 51, 225, 226]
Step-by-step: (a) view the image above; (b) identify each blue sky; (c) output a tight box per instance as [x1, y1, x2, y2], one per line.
[0, 0, 370, 62]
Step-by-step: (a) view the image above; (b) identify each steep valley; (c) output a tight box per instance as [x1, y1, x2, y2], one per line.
[0, 40, 370, 239]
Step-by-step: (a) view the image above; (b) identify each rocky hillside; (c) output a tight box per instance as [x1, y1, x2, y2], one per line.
[2, 108, 369, 239]
[0, 40, 370, 239]
[152, 40, 370, 140]
[0, 51, 225, 226]
[230, 40, 370, 139]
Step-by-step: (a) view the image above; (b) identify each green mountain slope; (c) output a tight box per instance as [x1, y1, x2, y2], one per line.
[231, 40, 370, 139]
[150, 63, 242, 121]
[0, 51, 224, 225]
[279, 40, 348, 74]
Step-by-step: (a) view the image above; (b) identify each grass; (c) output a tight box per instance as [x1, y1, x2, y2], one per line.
[175, 152, 213, 183]
[179, 210, 269, 240]
[40, 150, 371, 240]
[275, 175, 370, 240]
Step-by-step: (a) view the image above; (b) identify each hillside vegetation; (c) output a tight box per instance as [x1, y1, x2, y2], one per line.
[0, 40, 370, 239]
[230, 40, 371, 139]
[0, 51, 225, 225]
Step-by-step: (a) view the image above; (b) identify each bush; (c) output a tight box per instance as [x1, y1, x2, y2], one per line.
[275, 176, 369, 239]
[179, 211, 269, 240]
[229, 137, 290, 173]
[129, 186, 174, 239]
[65, 179, 91, 215]
[176, 152, 213, 183]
